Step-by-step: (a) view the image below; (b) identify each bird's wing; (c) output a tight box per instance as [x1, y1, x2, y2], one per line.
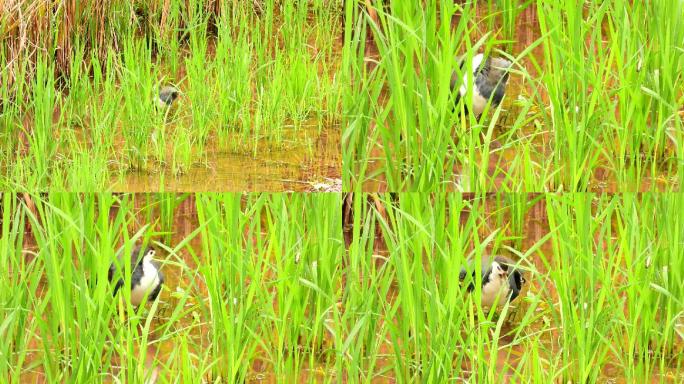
[458, 266, 468, 281]
[460, 258, 490, 292]
[509, 269, 524, 289]
[112, 279, 123, 296]
[108, 262, 117, 282]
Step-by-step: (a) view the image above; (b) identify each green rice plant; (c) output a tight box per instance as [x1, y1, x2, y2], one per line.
[0, 193, 211, 382]
[259, 194, 342, 378]
[153, 0, 182, 78]
[278, 1, 318, 125]
[0, 50, 27, 171]
[192, 193, 343, 380]
[340, 193, 391, 380]
[501, 193, 544, 251]
[171, 126, 193, 176]
[214, 9, 253, 149]
[542, 192, 683, 381]
[280, 51, 318, 127]
[0, 1, 342, 190]
[495, 0, 534, 52]
[343, 192, 684, 381]
[544, 193, 618, 382]
[45, 149, 108, 191]
[341, 0, 371, 190]
[119, 37, 156, 170]
[194, 194, 263, 381]
[184, 8, 212, 161]
[610, 193, 684, 382]
[309, 1, 344, 126]
[63, 42, 90, 130]
[343, 192, 548, 381]
[0, 194, 33, 382]
[89, 48, 120, 158]
[537, 1, 615, 191]
[252, 84, 284, 154]
[344, 0, 683, 192]
[343, 0, 512, 190]
[24, 58, 60, 189]
[2, 193, 684, 381]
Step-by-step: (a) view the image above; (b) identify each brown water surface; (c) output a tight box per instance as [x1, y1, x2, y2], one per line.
[112, 126, 341, 192]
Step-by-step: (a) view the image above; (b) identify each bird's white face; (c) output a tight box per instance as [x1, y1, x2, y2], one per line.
[143, 248, 156, 263]
[481, 261, 511, 308]
[459, 53, 488, 114]
[492, 261, 508, 281]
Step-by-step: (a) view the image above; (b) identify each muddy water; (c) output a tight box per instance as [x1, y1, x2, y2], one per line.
[113, 126, 341, 192]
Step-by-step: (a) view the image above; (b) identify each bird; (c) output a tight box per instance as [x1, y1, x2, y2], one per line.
[458, 255, 525, 308]
[155, 85, 180, 109]
[108, 245, 164, 306]
[451, 53, 512, 116]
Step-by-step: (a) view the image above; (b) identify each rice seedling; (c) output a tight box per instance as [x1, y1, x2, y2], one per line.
[184, 6, 212, 161]
[214, 10, 252, 150]
[0, 0, 343, 192]
[119, 37, 157, 170]
[25, 58, 59, 189]
[343, 0, 683, 192]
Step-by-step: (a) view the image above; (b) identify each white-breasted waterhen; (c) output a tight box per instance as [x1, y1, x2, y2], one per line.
[459, 255, 525, 308]
[108, 245, 164, 306]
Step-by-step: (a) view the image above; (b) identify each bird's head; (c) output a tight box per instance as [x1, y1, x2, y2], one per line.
[141, 247, 156, 263]
[131, 245, 156, 266]
[167, 89, 179, 102]
[490, 261, 509, 281]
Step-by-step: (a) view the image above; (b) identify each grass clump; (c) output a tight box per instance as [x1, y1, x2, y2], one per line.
[0, 0, 343, 191]
[342, 0, 683, 192]
[0, 192, 682, 381]
[0, 192, 343, 382]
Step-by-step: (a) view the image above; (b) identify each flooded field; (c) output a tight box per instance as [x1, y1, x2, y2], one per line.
[342, 192, 684, 382]
[343, 1, 683, 192]
[1, 0, 683, 383]
[0, 1, 343, 192]
[113, 127, 340, 192]
[2, 192, 683, 382]
[2, 193, 343, 382]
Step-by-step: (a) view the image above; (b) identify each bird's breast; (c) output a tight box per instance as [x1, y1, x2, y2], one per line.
[481, 275, 510, 308]
[131, 261, 161, 305]
[459, 75, 489, 115]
